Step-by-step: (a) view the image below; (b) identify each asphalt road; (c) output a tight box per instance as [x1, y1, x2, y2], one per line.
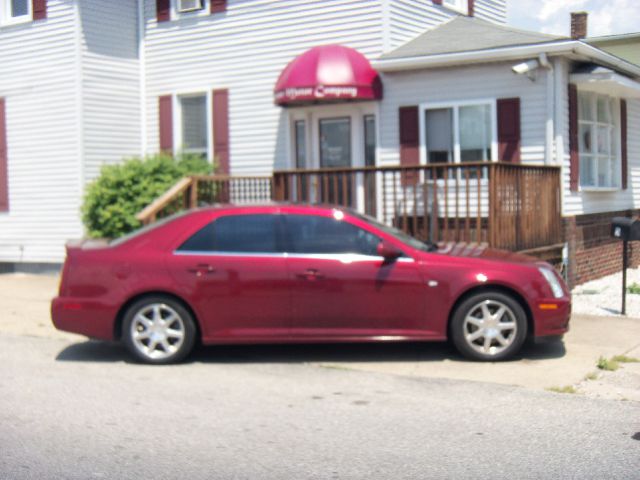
[1, 333, 639, 480]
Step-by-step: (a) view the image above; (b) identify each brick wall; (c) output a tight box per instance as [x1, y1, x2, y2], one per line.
[564, 210, 640, 287]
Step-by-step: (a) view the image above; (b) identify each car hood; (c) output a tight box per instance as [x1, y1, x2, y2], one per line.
[433, 242, 538, 264]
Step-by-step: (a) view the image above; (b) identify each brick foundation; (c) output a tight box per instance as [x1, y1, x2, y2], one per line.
[564, 210, 640, 287]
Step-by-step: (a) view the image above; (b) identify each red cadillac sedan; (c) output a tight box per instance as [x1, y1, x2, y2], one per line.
[52, 205, 571, 364]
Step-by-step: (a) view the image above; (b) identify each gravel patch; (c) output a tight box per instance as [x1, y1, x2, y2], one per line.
[572, 267, 640, 318]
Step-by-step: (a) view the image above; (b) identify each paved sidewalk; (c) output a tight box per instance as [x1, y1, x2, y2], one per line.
[1, 272, 639, 399]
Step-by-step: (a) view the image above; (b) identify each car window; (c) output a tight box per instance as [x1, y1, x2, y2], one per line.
[285, 214, 381, 256]
[177, 214, 280, 253]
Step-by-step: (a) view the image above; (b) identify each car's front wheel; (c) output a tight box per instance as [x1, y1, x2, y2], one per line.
[450, 291, 527, 361]
[122, 296, 197, 364]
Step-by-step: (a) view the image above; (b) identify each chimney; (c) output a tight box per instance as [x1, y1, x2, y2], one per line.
[571, 12, 588, 40]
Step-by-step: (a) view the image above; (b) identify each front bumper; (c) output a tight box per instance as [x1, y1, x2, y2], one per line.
[532, 297, 571, 337]
[51, 297, 117, 341]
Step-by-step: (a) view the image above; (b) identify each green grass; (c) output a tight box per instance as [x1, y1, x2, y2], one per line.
[583, 371, 599, 381]
[627, 282, 640, 294]
[597, 356, 619, 371]
[611, 355, 640, 364]
[547, 385, 577, 394]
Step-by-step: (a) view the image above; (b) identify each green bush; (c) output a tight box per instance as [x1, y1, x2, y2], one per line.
[82, 153, 211, 239]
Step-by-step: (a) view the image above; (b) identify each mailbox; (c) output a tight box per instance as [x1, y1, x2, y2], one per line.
[611, 216, 640, 315]
[611, 217, 640, 241]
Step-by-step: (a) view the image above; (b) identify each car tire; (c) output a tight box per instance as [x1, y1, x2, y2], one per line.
[122, 296, 197, 365]
[450, 291, 527, 362]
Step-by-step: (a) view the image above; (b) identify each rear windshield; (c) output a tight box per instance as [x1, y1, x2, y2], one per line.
[109, 211, 191, 247]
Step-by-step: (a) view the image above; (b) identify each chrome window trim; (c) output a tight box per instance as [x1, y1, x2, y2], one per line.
[173, 250, 414, 263]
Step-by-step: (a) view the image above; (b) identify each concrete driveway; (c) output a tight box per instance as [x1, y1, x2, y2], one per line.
[2, 272, 640, 399]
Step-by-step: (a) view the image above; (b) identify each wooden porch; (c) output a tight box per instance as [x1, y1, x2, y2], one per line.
[136, 162, 563, 254]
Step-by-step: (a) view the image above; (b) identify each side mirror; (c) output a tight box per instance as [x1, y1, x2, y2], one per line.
[377, 241, 403, 261]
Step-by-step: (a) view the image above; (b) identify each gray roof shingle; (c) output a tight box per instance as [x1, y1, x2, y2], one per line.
[380, 16, 568, 60]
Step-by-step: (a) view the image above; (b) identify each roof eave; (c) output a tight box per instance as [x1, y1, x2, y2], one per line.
[373, 40, 640, 78]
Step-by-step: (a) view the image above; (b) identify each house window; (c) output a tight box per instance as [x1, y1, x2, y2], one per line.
[177, 0, 203, 13]
[1, 0, 31, 25]
[442, 0, 468, 14]
[424, 103, 493, 165]
[364, 115, 376, 167]
[578, 92, 620, 189]
[294, 120, 306, 169]
[179, 94, 208, 157]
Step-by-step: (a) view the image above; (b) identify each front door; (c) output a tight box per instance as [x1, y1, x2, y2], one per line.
[319, 117, 353, 206]
[166, 213, 290, 341]
[283, 212, 428, 338]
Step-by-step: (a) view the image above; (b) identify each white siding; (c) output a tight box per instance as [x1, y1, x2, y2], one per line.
[474, 0, 506, 24]
[378, 61, 548, 167]
[387, 0, 507, 51]
[143, 0, 385, 175]
[565, 98, 640, 215]
[79, 0, 142, 182]
[0, 0, 82, 264]
[562, 56, 640, 216]
[388, 1, 453, 50]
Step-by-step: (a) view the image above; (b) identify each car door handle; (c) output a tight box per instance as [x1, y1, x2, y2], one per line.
[187, 264, 217, 277]
[296, 269, 325, 281]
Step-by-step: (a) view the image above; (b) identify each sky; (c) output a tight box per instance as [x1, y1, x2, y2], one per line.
[507, 0, 640, 37]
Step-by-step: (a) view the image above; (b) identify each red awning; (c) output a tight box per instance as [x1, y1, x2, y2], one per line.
[274, 45, 383, 106]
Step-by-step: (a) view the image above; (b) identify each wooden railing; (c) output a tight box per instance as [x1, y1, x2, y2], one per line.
[136, 175, 273, 225]
[272, 162, 562, 252]
[136, 163, 562, 252]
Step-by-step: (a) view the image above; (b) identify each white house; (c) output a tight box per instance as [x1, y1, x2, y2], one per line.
[0, 0, 506, 270]
[1, 0, 639, 287]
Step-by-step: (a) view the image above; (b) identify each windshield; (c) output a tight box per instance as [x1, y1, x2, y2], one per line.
[109, 210, 191, 247]
[349, 211, 437, 252]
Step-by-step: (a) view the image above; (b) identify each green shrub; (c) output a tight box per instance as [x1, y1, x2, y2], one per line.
[82, 153, 211, 239]
[627, 282, 640, 294]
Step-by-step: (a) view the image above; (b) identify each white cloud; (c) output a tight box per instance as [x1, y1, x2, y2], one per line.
[508, 0, 640, 37]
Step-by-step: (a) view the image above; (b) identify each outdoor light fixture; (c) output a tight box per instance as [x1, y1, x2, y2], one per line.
[511, 59, 540, 75]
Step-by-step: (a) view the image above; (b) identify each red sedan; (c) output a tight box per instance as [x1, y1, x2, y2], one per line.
[51, 205, 571, 364]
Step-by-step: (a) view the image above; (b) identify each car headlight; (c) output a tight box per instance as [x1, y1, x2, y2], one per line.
[538, 267, 565, 299]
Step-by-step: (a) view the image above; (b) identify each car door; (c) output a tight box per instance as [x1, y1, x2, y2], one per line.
[283, 212, 428, 338]
[165, 213, 290, 341]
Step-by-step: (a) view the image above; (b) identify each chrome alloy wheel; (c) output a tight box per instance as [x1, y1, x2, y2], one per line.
[462, 300, 518, 357]
[129, 303, 186, 361]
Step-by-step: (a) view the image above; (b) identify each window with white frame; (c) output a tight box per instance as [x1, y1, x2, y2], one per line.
[578, 91, 620, 189]
[442, 0, 468, 14]
[424, 103, 493, 165]
[1, 0, 32, 25]
[179, 94, 208, 158]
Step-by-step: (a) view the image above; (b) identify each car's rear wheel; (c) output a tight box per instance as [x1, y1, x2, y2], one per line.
[122, 296, 197, 364]
[450, 291, 527, 361]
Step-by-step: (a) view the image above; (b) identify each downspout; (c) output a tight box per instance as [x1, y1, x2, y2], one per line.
[538, 53, 554, 166]
[553, 56, 569, 279]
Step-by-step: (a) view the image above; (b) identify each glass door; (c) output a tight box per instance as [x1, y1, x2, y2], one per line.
[319, 118, 352, 206]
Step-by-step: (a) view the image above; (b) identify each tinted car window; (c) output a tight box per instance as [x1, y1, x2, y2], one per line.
[178, 214, 279, 253]
[285, 215, 380, 256]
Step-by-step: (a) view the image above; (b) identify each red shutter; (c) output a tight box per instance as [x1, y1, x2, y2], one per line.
[497, 98, 521, 163]
[157, 0, 170, 22]
[467, 0, 475, 16]
[621, 99, 628, 190]
[210, 0, 227, 14]
[213, 89, 230, 175]
[568, 84, 579, 191]
[158, 95, 173, 153]
[432, 0, 443, 4]
[399, 106, 419, 186]
[0, 98, 8, 212]
[32, 0, 46, 20]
